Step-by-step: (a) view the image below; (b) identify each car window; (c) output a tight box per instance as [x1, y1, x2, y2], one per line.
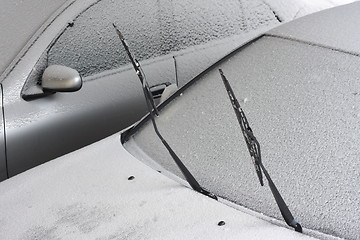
[125, 36, 360, 240]
[47, 0, 279, 78]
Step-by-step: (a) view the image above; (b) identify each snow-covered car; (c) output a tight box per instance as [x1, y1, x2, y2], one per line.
[122, 3, 360, 240]
[0, 2, 358, 240]
[0, 0, 351, 182]
[0, 0, 159, 181]
[1, 0, 285, 181]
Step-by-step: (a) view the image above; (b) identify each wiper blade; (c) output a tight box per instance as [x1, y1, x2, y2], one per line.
[219, 69, 263, 186]
[113, 24, 217, 200]
[219, 69, 302, 233]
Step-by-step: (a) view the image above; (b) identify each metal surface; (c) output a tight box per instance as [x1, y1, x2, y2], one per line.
[4, 67, 150, 176]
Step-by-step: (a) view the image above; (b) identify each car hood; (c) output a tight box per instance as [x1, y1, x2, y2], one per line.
[0, 133, 316, 240]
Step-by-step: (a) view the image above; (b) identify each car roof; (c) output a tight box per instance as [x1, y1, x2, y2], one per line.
[0, 0, 68, 75]
[267, 2, 360, 55]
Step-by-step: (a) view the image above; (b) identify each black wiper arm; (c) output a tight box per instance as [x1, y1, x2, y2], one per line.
[219, 69, 302, 232]
[113, 24, 217, 200]
[113, 23, 159, 116]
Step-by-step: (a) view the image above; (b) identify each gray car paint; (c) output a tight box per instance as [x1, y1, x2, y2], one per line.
[0, 0, 101, 179]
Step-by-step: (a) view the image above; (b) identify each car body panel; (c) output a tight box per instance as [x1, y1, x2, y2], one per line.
[0, 133, 317, 240]
[0, 85, 7, 180]
[3, 68, 148, 177]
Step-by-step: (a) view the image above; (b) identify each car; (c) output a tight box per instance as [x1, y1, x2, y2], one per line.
[0, 2, 358, 239]
[1, 0, 349, 181]
[0, 2, 358, 240]
[1, 0, 286, 181]
[122, 2, 360, 240]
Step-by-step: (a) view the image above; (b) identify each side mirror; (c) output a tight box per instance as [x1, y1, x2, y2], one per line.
[42, 65, 82, 92]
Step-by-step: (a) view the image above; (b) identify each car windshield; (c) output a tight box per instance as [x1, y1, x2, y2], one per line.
[124, 35, 360, 240]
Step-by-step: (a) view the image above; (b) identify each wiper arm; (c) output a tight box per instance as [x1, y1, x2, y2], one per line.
[219, 69, 302, 233]
[113, 23, 159, 116]
[113, 24, 217, 200]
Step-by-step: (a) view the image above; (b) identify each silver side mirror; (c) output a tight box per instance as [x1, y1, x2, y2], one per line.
[42, 65, 82, 92]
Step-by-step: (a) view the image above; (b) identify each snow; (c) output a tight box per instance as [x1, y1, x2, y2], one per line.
[268, 2, 360, 56]
[0, 133, 317, 240]
[46, 0, 356, 78]
[1, 1, 359, 239]
[125, 4, 360, 240]
[0, 0, 68, 75]
[48, 0, 279, 78]
[263, 0, 358, 21]
[1, 0, 356, 77]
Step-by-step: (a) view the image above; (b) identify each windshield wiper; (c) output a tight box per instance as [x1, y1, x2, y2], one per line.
[219, 69, 302, 232]
[112, 24, 159, 116]
[113, 24, 217, 200]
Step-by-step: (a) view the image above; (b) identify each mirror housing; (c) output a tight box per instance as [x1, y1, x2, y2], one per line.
[42, 65, 82, 92]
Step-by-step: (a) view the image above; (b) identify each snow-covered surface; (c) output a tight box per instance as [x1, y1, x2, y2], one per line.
[0, 0, 69, 75]
[48, 0, 279, 78]
[85, 28, 270, 89]
[125, 4, 360, 240]
[0, 133, 317, 240]
[1, 0, 355, 77]
[268, 2, 360, 56]
[0, 1, 358, 239]
[47, 0, 356, 78]
[263, 0, 358, 21]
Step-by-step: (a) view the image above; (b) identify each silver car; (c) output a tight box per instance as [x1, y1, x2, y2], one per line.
[123, 2, 360, 240]
[2, 0, 282, 180]
[0, 2, 358, 240]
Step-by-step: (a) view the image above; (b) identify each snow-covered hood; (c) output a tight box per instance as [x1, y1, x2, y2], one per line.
[0, 133, 317, 240]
